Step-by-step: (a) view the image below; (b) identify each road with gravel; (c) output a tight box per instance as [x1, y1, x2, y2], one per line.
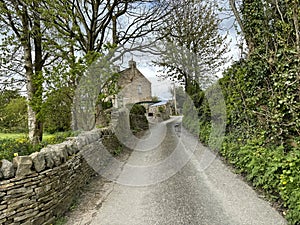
[66, 117, 287, 225]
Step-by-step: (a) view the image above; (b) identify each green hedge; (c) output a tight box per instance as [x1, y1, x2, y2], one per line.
[194, 74, 300, 225]
[199, 51, 300, 224]
[220, 134, 300, 224]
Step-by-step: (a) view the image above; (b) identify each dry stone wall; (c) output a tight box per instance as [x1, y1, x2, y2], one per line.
[0, 128, 113, 225]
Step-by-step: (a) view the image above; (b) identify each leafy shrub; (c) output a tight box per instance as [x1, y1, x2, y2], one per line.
[0, 138, 35, 161]
[0, 91, 28, 133]
[195, 52, 300, 224]
[129, 104, 146, 115]
[198, 121, 211, 145]
[221, 134, 300, 224]
[194, 2, 300, 223]
[129, 104, 148, 133]
[278, 150, 300, 224]
[0, 132, 75, 161]
[158, 106, 165, 113]
[102, 134, 124, 156]
[42, 131, 75, 146]
[43, 87, 72, 134]
[182, 99, 199, 134]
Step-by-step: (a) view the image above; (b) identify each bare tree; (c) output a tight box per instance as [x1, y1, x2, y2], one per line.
[46, 0, 169, 54]
[156, 0, 228, 93]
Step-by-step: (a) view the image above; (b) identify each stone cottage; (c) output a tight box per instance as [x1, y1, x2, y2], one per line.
[113, 60, 152, 107]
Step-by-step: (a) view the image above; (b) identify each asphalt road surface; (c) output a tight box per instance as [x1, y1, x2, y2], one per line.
[67, 117, 287, 225]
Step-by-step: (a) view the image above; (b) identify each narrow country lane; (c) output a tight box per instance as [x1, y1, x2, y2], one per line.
[67, 117, 287, 225]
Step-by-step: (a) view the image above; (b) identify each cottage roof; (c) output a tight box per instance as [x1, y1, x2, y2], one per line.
[150, 100, 168, 107]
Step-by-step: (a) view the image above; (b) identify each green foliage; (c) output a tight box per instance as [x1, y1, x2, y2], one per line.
[41, 131, 75, 146]
[43, 87, 72, 134]
[129, 104, 147, 115]
[1, 97, 28, 133]
[0, 133, 26, 140]
[0, 90, 28, 133]
[181, 82, 206, 135]
[102, 134, 124, 156]
[0, 138, 35, 161]
[198, 121, 211, 144]
[113, 146, 122, 156]
[195, 1, 300, 223]
[54, 216, 67, 225]
[0, 90, 19, 105]
[129, 104, 149, 133]
[174, 86, 185, 110]
[221, 134, 300, 224]
[0, 131, 74, 161]
[158, 106, 165, 113]
[278, 149, 300, 224]
[211, 56, 300, 224]
[152, 96, 159, 102]
[182, 98, 199, 135]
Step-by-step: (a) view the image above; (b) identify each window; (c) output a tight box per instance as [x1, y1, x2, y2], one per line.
[137, 84, 142, 95]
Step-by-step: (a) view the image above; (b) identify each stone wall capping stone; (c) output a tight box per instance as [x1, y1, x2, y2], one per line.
[13, 157, 33, 177]
[0, 160, 15, 179]
[40, 147, 56, 169]
[63, 139, 78, 155]
[30, 152, 45, 172]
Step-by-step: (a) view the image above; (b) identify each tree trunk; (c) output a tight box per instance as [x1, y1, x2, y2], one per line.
[24, 46, 42, 145]
[229, 0, 254, 55]
[32, 4, 44, 143]
[69, 37, 79, 131]
[27, 105, 43, 144]
[71, 95, 79, 131]
[21, 2, 43, 145]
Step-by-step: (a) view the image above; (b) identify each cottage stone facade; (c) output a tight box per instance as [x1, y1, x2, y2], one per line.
[114, 60, 152, 107]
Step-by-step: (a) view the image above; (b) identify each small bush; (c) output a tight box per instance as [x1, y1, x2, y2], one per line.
[0, 138, 35, 161]
[0, 97, 28, 133]
[129, 104, 149, 133]
[0, 132, 75, 161]
[129, 104, 146, 115]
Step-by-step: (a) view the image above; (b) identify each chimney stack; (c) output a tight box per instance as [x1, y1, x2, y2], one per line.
[129, 60, 136, 68]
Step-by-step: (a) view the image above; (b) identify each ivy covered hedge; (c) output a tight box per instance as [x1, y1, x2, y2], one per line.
[190, 56, 300, 224]
[185, 1, 300, 224]
[221, 134, 300, 224]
